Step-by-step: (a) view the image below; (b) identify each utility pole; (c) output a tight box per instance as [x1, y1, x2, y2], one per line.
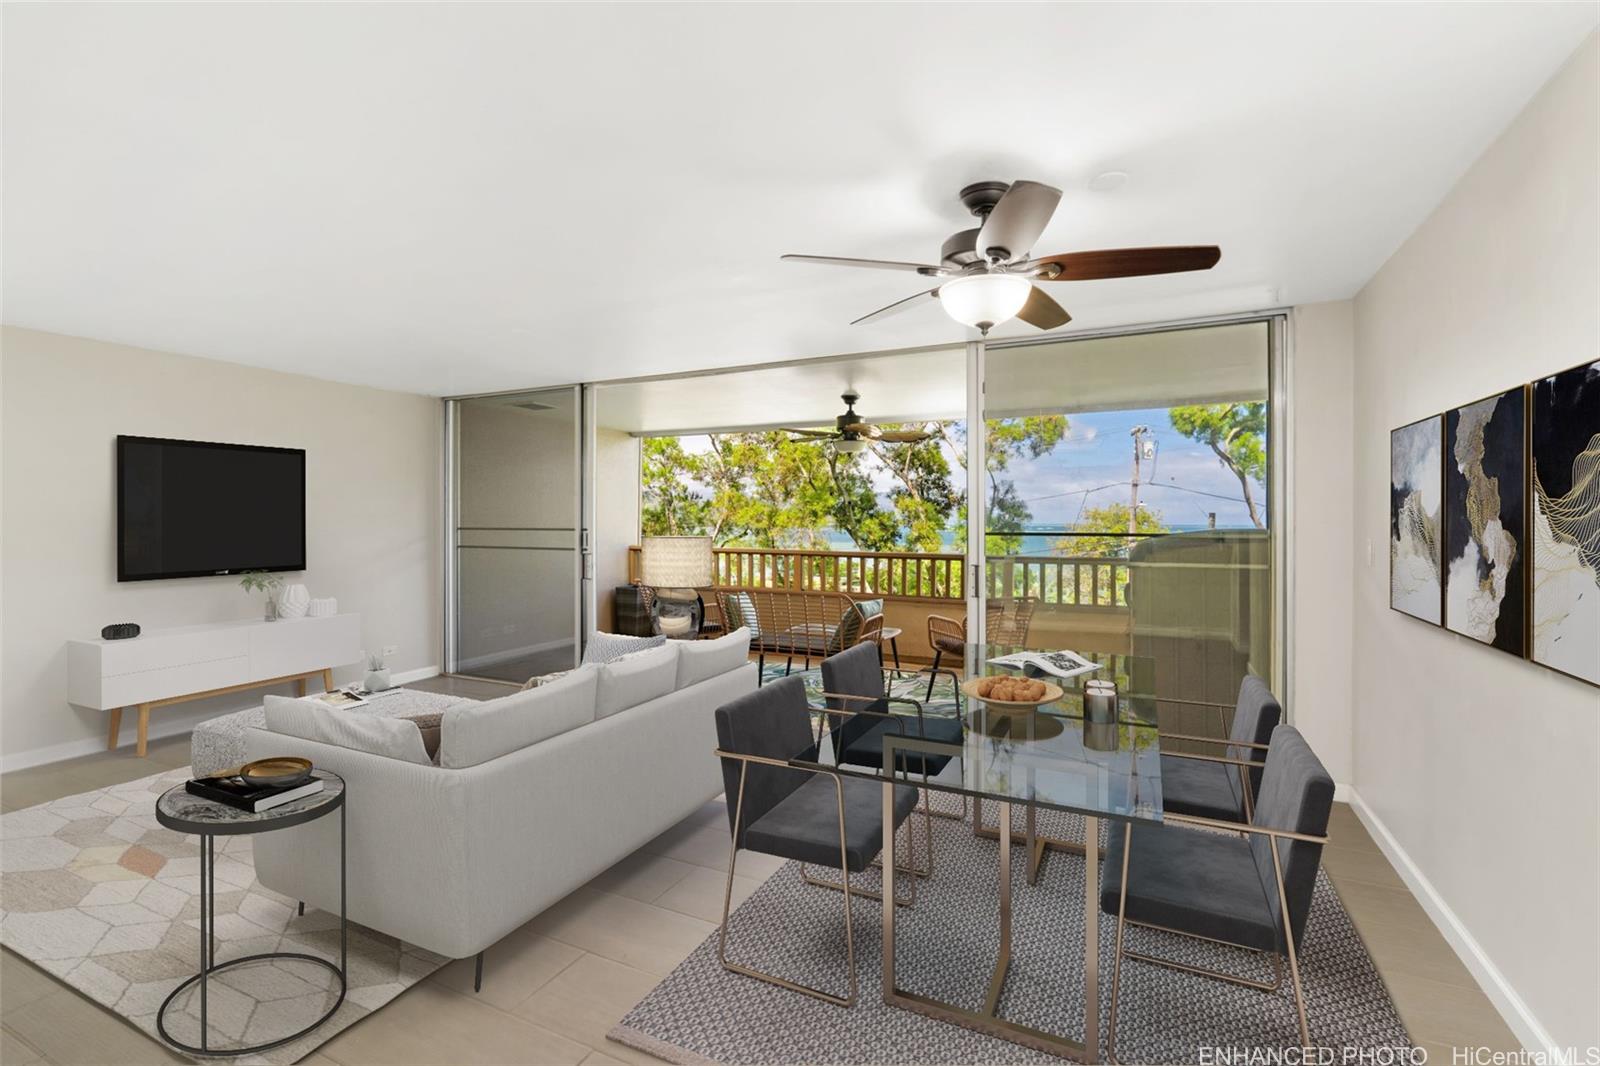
[1129, 425, 1151, 553]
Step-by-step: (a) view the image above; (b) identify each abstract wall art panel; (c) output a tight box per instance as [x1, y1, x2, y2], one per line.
[1391, 416, 1444, 625]
[1444, 387, 1526, 655]
[1531, 360, 1600, 686]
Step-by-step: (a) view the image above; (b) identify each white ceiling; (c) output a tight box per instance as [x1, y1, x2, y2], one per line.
[4, 4, 1595, 397]
[594, 322, 1268, 434]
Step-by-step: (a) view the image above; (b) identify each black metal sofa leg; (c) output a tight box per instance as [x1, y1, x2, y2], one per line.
[474, 950, 484, 992]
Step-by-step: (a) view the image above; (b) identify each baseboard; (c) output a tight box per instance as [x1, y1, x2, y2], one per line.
[3, 664, 442, 774]
[1343, 787, 1552, 1056]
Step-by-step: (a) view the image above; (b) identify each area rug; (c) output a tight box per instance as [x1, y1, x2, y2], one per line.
[609, 804, 1412, 1065]
[0, 766, 447, 1064]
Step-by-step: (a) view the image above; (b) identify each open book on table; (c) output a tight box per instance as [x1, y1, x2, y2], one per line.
[985, 649, 1104, 680]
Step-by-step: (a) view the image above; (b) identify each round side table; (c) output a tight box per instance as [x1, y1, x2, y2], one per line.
[154, 769, 347, 1057]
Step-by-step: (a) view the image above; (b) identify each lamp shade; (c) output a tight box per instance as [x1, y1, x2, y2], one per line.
[640, 536, 713, 588]
[939, 273, 1032, 332]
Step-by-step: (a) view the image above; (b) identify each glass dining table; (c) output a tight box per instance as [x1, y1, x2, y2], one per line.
[790, 645, 1164, 1063]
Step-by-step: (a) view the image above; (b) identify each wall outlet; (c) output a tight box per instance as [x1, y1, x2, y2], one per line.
[382, 645, 398, 658]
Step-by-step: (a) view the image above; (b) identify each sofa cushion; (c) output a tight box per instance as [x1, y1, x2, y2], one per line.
[583, 631, 666, 665]
[596, 644, 680, 719]
[263, 694, 431, 766]
[439, 667, 598, 768]
[677, 627, 751, 689]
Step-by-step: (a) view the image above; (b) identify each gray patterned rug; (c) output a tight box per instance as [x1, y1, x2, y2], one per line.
[609, 802, 1411, 1065]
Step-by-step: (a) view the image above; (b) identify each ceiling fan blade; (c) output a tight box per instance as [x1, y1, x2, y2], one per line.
[975, 181, 1062, 264]
[1016, 285, 1072, 330]
[781, 428, 840, 439]
[1026, 245, 1221, 281]
[782, 254, 948, 276]
[849, 288, 940, 326]
[873, 429, 936, 443]
[841, 422, 883, 439]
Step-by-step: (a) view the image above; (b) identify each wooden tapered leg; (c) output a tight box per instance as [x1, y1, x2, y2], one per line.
[107, 708, 123, 751]
[136, 705, 151, 757]
[322, 668, 334, 691]
[296, 676, 307, 696]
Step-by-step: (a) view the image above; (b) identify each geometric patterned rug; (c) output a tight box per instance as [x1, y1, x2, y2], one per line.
[609, 787, 1412, 1064]
[0, 766, 447, 1064]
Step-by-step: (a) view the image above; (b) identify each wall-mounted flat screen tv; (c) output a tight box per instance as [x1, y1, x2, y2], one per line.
[117, 435, 306, 581]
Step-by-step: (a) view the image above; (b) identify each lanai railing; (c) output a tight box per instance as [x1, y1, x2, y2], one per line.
[626, 544, 1135, 608]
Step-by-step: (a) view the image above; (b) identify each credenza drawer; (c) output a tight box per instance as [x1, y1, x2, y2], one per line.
[97, 656, 252, 709]
[98, 626, 250, 677]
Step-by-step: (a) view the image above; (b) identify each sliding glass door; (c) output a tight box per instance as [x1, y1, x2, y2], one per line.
[448, 387, 582, 682]
[977, 321, 1279, 726]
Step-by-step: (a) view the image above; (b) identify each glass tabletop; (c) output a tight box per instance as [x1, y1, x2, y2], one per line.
[795, 645, 1163, 824]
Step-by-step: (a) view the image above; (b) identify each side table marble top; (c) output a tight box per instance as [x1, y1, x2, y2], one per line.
[156, 769, 345, 836]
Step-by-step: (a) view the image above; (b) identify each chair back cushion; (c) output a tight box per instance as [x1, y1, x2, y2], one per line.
[595, 644, 680, 719]
[1248, 725, 1334, 950]
[714, 674, 814, 846]
[834, 599, 883, 650]
[820, 641, 883, 711]
[439, 667, 598, 768]
[677, 627, 752, 689]
[1229, 674, 1283, 801]
[719, 592, 764, 639]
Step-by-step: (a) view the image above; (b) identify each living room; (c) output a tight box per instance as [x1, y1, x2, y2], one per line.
[2, 5, 1597, 1066]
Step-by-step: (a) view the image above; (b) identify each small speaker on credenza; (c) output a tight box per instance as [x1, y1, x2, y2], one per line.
[101, 623, 141, 640]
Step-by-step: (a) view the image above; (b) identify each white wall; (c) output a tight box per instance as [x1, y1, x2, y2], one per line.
[1, 327, 443, 768]
[1350, 34, 1599, 1051]
[1289, 301, 1356, 787]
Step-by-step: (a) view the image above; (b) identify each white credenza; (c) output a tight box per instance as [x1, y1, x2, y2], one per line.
[68, 614, 362, 756]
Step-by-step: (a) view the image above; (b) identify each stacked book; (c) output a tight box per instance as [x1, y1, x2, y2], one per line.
[186, 773, 324, 813]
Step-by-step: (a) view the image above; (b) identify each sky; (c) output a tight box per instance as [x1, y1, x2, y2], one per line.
[667, 404, 1269, 533]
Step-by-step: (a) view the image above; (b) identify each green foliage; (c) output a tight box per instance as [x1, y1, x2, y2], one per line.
[941, 416, 1069, 555]
[1169, 402, 1267, 528]
[238, 571, 282, 595]
[1059, 504, 1171, 559]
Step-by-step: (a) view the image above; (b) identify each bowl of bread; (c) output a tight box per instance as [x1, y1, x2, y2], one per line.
[960, 674, 1065, 712]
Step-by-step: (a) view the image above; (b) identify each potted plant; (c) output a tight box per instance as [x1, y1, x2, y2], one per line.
[239, 571, 284, 621]
[364, 651, 391, 692]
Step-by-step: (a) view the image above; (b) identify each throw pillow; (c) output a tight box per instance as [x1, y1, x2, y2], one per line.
[583, 631, 667, 665]
[439, 667, 598, 768]
[262, 695, 431, 766]
[721, 592, 764, 638]
[595, 644, 680, 719]
[676, 626, 751, 689]
[836, 598, 883, 649]
[520, 669, 574, 691]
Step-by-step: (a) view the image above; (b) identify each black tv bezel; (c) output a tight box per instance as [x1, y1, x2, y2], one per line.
[116, 434, 307, 582]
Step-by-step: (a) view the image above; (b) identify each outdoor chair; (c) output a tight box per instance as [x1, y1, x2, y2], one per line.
[714, 675, 921, 1006]
[1102, 724, 1334, 1054]
[719, 589, 879, 680]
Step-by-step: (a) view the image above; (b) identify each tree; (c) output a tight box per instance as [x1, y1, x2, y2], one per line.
[1169, 403, 1267, 529]
[1060, 504, 1171, 558]
[939, 416, 1069, 555]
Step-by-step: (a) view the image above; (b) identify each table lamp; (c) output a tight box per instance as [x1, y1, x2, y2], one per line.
[640, 536, 713, 639]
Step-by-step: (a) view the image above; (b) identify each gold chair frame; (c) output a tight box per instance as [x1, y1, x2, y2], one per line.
[714, 749, 919, 1007]
[1107, 812, 1330, 1062]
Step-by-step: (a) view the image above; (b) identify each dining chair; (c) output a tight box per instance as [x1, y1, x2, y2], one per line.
[820, 642, 964, 856]
[1102, 724, 1334, 1055]
[714, 675, 922, 1006]
[1158, 674, 1281, 823]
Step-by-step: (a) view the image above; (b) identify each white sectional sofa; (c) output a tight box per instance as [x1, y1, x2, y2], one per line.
[242, 629, 756, 964]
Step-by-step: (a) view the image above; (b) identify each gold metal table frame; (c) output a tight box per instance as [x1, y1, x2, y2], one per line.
[879, 731, 1124, 1063]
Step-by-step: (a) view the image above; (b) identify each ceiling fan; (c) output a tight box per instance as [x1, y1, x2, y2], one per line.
[782, 180, 1221, 334]
[781, 391, 936, 454]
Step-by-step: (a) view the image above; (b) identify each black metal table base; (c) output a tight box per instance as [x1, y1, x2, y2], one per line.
[157, 807, 347, 1057]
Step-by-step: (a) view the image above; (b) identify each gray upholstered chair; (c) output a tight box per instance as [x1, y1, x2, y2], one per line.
[821, 641, 966, 839]
[1158, 674, 1281, 823]
[1102, 725, 1333, 1054]
[714, 674, 921, 1006]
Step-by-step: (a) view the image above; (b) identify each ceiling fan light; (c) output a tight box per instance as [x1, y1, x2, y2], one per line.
[833, 438, 868, 455]
[939, 273, 1032, 332]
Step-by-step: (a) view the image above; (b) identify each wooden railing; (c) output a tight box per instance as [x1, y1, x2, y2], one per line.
[627, 546, 1131, 608]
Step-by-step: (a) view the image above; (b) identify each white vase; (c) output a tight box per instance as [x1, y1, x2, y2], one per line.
[278, 583, 310, 619]
[365, 668, 391, 692]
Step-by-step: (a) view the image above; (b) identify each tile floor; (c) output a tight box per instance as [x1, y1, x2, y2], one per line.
[1, 684, 1523, 1065]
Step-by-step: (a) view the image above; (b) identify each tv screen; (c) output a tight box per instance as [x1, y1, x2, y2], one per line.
[118, 435, 306, 581]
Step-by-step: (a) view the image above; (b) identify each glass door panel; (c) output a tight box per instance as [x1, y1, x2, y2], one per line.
[979, 322, 1276, 737]
[451, 387, 581, 683]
